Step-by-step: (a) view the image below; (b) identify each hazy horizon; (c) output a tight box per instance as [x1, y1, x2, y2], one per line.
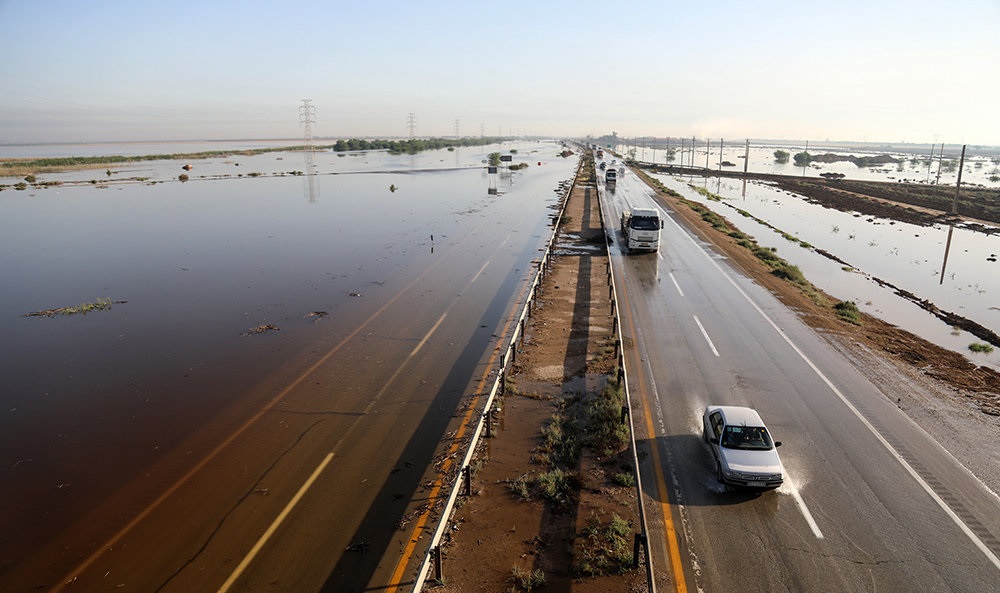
[2, 0, 998, 146]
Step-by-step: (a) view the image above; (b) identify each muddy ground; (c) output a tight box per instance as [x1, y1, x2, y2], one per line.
[429, 160, 1000, 592]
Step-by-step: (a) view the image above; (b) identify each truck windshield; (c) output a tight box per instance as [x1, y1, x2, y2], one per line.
[630, 216, 659, 230]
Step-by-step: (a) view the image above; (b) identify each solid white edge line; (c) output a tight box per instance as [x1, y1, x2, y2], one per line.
[661, 204, 1000, 569]
[217, 452, 335, 593]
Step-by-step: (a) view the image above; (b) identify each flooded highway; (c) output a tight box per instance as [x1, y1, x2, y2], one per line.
[0, 141, 580, 591]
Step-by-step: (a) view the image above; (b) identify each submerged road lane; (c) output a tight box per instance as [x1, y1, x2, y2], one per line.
[601, 161, 1000, 592]
[7, 152, 580, 593]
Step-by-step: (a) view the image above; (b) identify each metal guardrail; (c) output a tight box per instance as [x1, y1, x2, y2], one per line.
[410, 151, 656, 592]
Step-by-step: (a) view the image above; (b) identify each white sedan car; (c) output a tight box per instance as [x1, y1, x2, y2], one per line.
[703, 405, 783, 489]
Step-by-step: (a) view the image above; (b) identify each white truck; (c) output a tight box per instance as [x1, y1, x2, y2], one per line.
[620, 207, 664, 253]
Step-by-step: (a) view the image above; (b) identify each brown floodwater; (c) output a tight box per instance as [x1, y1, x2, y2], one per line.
[0, 141, 579, 590]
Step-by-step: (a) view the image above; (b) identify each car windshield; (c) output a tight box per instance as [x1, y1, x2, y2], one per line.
[721, 425, 773, 450]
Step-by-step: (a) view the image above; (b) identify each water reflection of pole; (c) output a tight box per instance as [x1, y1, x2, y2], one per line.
[926, 143, 935, 183]
[935, 143, 945, 184]
[939, 144, 966, 284]
[742, 138, 750, 198]
[303, 149, 318, 203]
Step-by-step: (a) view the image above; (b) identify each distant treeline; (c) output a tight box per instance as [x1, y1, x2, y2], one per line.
[332, 137, 503, 154]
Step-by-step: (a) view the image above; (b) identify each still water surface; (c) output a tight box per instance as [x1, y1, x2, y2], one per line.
[654, 173, 1000, 371]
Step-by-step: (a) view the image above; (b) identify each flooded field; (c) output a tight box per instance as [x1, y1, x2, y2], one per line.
[0, 141, 577, 550]
[621, 140, 1000, 188]
[652, 172, 1000, 371]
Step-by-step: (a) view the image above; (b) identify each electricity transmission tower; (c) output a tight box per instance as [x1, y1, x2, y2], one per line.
[407, 113, 417, 138]
[299, 99, 316, 151]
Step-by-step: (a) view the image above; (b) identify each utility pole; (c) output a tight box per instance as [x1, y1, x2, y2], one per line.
[407, 112, 416, 138]
[298, 99, 316, 151]
[454, 119, 460, 139]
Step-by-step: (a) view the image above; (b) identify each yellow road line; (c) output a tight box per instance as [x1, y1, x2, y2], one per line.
[618, 269, 689, 593]
[639, 386, 688, 593]
[384, 279, 523, 592]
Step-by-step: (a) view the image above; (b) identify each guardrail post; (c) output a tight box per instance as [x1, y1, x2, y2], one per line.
[485, 409, 493, 438]
[462, 466, 472, 496]
[621, 405, 628, 424]
[612, 316, 618, 334]
[433, 545, 444, 581]
[632, 533, 646, 569]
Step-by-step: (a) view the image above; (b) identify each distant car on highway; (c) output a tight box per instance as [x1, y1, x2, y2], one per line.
[702, 405, 783, 489]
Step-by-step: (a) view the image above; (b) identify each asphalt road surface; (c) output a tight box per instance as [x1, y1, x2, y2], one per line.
[601, 162, 1000, 592]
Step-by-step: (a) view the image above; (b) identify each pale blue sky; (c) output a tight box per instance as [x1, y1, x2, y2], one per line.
[2, 0, 998, 145]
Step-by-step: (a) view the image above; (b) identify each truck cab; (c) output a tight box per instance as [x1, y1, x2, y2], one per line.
[620, 207, 664, 253]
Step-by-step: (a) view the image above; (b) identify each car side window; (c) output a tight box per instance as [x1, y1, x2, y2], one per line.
[710, 412, 723, 440]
